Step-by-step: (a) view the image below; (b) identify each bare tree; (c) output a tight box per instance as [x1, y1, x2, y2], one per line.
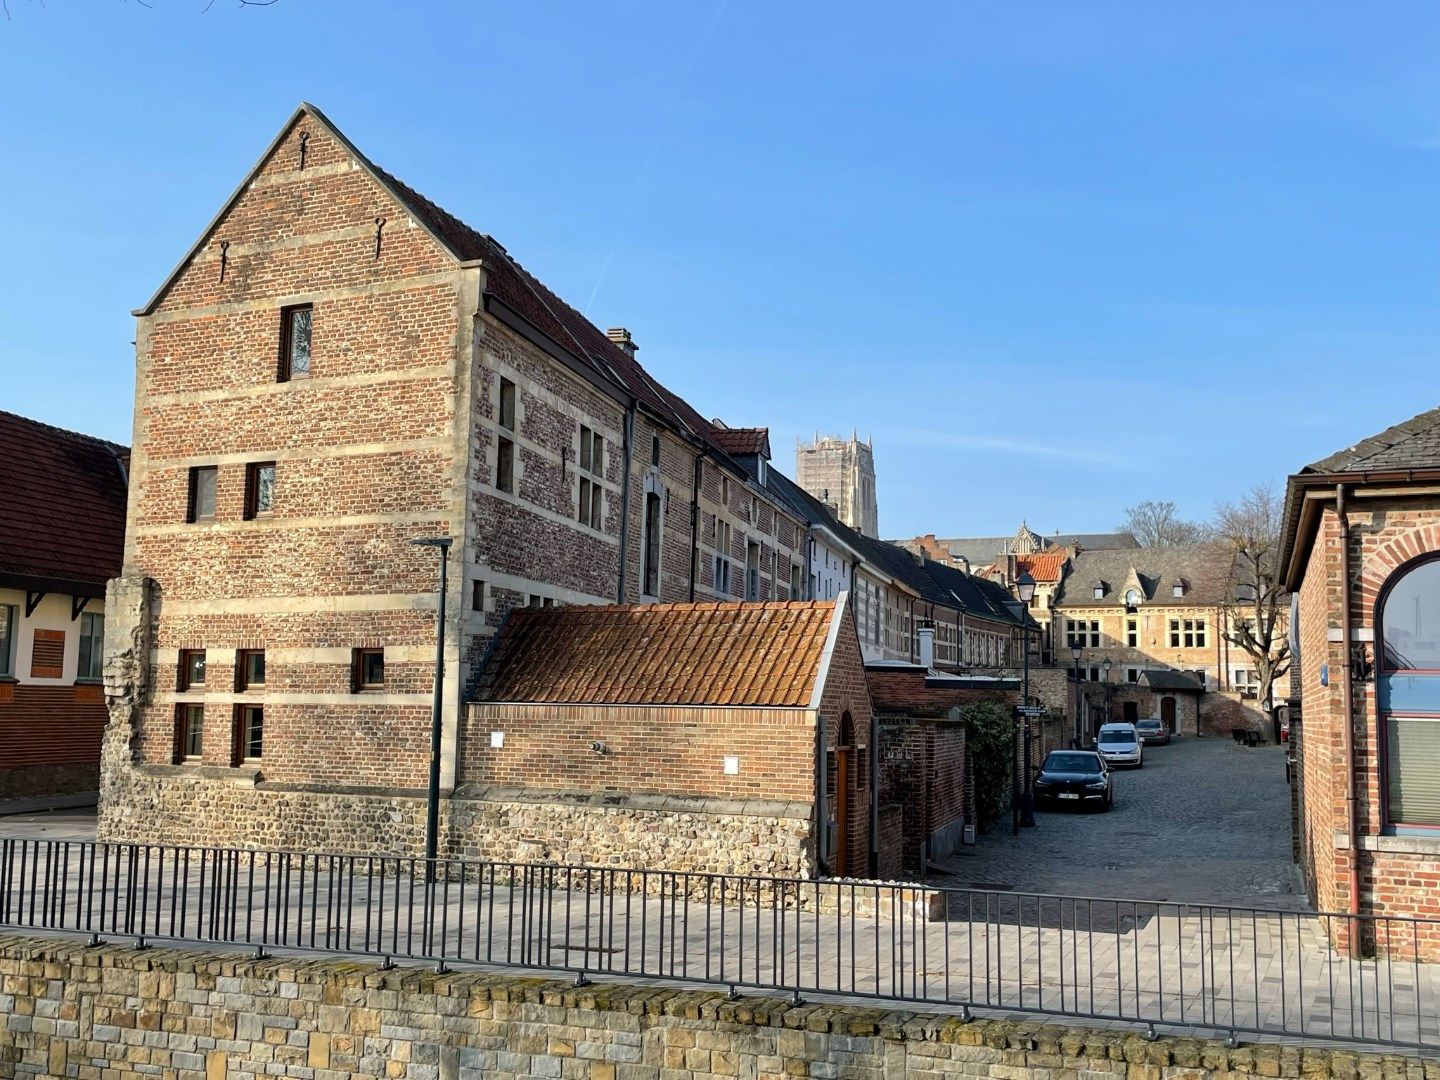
[1117, 500, 1209, 547]
[1214, 483, 1290, 711]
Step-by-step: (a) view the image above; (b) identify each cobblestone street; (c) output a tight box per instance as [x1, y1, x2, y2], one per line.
[935, 734, 1308, 909]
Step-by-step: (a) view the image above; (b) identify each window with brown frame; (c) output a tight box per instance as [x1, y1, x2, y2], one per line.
[179, 649, 206, 691]
[236, 649, 265, 691]
[352, 648, 384, 691]
[175, 704, 204, 762]
[277, 304, 313, 381]
[233, 704, 264, 763]
[187, 466, 217, 523]
[243, 462, 276, 520]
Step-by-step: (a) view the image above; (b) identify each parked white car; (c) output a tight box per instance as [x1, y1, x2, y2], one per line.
[1096, 722, 1144, 768]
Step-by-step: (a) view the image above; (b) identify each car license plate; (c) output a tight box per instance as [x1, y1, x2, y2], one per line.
[1059, 793, 1080, 800]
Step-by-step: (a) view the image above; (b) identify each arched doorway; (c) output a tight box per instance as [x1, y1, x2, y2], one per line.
[1377, 555, 1440, 830]
[834, 712, 855, 875]
[1160, 696, 1177, 733]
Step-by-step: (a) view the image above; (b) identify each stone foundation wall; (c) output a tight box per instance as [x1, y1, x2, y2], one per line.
[0, 762, 98, 801]
[0, 936, 1422, 1080]
[97, 767, 816, 879]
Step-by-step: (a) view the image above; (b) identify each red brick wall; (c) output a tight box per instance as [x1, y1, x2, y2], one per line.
[0, 686, 105, 797]
[816, 601, 877, 876]
[1295, 497, 1440, 957]
[461, 703, 814, 802]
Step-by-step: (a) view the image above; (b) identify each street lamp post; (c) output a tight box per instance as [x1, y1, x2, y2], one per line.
[1101, 656, 1113, 734]
[410, 536, 452, 883]
[1070, 644, 1083, 747]
[1015, 572, 1037, 829]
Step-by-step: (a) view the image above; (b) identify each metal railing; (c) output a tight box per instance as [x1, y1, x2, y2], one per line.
[1, 837, 1436, 1050]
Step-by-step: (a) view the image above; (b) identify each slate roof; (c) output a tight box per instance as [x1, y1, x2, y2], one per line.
[915, 531, 1137, 567]
[1053, 545, 1233, 608]
[1142, 669, 1205, 693]
[709, 423, 772, 460]
[0, 411, 129, 595]
[473, 601, 840, 707]
[1299, 404, 1440, 474]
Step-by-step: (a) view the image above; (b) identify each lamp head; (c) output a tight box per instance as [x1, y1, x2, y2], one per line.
[410, 537, 453, 551]
[1015, 570, 1036, 605]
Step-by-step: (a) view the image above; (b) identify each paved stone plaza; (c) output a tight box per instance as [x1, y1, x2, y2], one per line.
[936, 734, 1306, 909]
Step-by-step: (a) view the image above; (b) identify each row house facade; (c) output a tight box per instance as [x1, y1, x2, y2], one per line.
[723, 436, 1029, 676]
[97, 103, 808, 853]
[1, 412, 129, 800]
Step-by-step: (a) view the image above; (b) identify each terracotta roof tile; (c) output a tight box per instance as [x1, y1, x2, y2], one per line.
[1016, 551, 1068, 583]
[709, 423, 771, 459]
[0, 411, 128, 593]
[474, 601, 839, 707]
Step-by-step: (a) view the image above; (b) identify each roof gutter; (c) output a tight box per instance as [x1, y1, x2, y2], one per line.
[1280, 467, 1440, 590]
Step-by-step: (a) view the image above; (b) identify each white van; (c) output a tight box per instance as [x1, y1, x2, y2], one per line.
[1096, 722, 1144, 768]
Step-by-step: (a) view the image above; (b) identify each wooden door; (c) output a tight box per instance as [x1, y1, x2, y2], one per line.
[834, 748, 851, 876]
[1161, 696, 1177, 732]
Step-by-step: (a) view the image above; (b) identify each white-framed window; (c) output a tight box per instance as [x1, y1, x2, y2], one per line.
[1169, 618, 1207, 649]
[77, 611, 104, 681]
[714, 518, 733, 596]
[0, 604, 15, 678]
[1065, 618, 1101, 649]
[1126, 617, 1138, 648]
[1125, 666, 1141, 684]
[578, 425, 604, 530]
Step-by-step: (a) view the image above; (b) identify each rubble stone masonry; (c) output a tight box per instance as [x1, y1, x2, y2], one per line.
[0, 937, 1422, 1080]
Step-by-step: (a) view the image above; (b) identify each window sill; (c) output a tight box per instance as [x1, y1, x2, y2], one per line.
[1349, 833, 1440, 856]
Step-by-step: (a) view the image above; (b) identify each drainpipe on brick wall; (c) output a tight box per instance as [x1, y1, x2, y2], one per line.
[1336, 484, 1362, 946]
[615, 404, 636, 604]
[687, 453, 703, 602]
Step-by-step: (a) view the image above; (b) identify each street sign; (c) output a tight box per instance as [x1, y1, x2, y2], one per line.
[1015, 705, 1047, 717]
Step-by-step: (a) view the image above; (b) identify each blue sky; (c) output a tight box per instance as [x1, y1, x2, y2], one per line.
[2, 2, 1438, 539]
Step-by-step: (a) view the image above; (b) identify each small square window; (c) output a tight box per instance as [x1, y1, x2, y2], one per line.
[179, 649, 207, 691]
[278, 304, 313, 381]
[175, 704, 204, 762]
[187, 466, 217, 523]
[528, 594, 544, 608]
[353, 648, 384, 690]
[236, 649, 265, 691]
[244, 462, 276, 520]
[234, 705, 264, 763]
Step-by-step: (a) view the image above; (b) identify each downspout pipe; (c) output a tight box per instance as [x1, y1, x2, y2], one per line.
[1336, 483, 1362, 939]
[615, 403, 636, 604]
[688, 452, 703, 601]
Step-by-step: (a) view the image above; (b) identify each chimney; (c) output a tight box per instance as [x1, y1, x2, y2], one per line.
[917, 625, 935, 670]
[606, 327, 637, 358]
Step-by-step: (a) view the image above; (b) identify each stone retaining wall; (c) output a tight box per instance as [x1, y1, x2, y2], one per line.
[97, 767, 817, 879]
[0, 936, 1426, 1080]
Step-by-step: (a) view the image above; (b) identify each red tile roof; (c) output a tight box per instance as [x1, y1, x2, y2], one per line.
[1017, 551, 1068, 583]
[474, 601, 840, 707]
[0, 411, 129, 594]
[709, 423, 771, 459]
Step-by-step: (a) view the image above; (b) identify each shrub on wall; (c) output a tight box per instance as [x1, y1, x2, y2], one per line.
[962, 701, 1014, 830]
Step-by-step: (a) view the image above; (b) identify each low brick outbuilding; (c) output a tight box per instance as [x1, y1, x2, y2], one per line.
[464, 596, 874, 878]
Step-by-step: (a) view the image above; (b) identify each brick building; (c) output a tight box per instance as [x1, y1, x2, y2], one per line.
[465, 598, 873, 877]
[1279, 405, 1440, 956]
[0, 411, 128, 800]
[96, 102, 845, 856]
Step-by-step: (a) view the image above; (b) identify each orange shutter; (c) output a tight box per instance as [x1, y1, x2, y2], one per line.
[30, 629, 65, 679]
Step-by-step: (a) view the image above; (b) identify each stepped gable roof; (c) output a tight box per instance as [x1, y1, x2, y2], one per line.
[1300, 405, 1440, 475]
[709, 422, 772, 460]
[0, 411, 129, 595]
[473, 601, 842, 707]
[1054, 545, 1232, 608]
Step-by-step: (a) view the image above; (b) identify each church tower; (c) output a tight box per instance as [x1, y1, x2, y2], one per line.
[795, 432, 880, 537]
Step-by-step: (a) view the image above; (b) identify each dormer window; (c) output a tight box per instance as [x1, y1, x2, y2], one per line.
[1092, 581, 1105, 600]
[1124, 588, 1141, 608]
[1172, 579, 1188, 599]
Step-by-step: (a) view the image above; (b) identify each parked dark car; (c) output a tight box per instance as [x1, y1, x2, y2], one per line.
[1135, 717, 1170, 745]
[1033, 749, 1112, 811]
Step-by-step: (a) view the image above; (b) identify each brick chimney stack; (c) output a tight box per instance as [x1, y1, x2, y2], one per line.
[606, 327, 637, 358]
